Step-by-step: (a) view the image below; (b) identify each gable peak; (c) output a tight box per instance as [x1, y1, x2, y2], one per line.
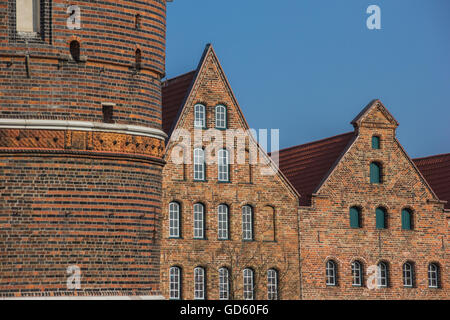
[351, 99, 399, 129]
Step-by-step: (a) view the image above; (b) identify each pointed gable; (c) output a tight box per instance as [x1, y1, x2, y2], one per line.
[351, 99, 399, 129]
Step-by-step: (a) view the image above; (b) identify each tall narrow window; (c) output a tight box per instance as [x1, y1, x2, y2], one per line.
[349, 206, 361, 229]
[243, 268, 254, 300]
[16, 0, 40, 34]
[135, 49, 142, 70]
[428, 263, 440, 288]
[372, 136, 380, 149]
[135, 14, 141, 29]
[326, 260, 337, 286]
[194, 104, 206, 128]
[194, 267, 205, 300]
[193, 148, 205, 181]
[215, 105, 227, 129]
[370, 162, 382, 184]
[403, 262, 414, 288]
[70, 40, 81, 62]
[217, 204, 229, 240]
[242, 205, 253, 241]
[351, 261, 363, 287]
[401, 208, 412, 230]
[169, 202, 180, 238]
[193, 203, 205, 239]
[169, 266, 181, 300]
[218, 149, 229, 182]
[102, 103, 114, 123]
[376, 207, 386, 229]
[377, 262, 388, 288]
[219, 267, 230, 300]
[267, 269, 278, 300]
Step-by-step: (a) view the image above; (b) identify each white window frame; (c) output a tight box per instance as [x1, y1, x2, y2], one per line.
[194, 267, 205, 300]
[169, 202, 180, 238]
[169, 266, 181, 300]
[193, 148, 205, 181]
[218, 204, 229, 240]
[403, 262, 413, 288]
[351, 261, 362, 287]
[193, 203, 205, 239]
[16, 0, 41, 34]
[219, 267, 229, 300]
[326, 260, 337, 286]
[194, 104, 206, 128]
[377, 262, 388, 288]
[243, 268, 254, 300]
[242, 205, 253, 241]
[267, 269, 278, 300]
[215, 105, 227, 129]
[428, 263, 439, 288]
[218, 149, 230, 182]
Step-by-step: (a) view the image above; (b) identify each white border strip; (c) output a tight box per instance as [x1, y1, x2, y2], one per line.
[0, 295, 165, 300]
[0, 119, 168, 141]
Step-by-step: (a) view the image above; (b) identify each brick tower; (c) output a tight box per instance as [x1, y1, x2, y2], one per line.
[0, 0, 168, 298]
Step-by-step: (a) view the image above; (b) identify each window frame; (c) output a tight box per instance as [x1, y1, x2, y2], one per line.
[215, 104, 227, 129]
[428, 263, 440, 289]
[194, 104, 206, 129]
[242, 205, 253, 241]
[193, 148, 205, 181]
[169, 202, 181, 238]
[218, 148, 230, 182]
[351, 261, 363, 287]
[194, 267, 206, 300]
[403, 262, 414, 288]
[377, 262, 388, 288]
[243, 268, 254, 300]
[376, 207, 387, 229]
[372, 136, 381, 149]
[193, 203, 205, 239]
[401, 208, 413, 230]
[219, 267, 230, 300]
[217, 204, 229, 240]
[349, 206, 361, 229]
[169, 266, 181, 300]
[370, 162, 382, 184]
[267, 269, 278, 300]
[326, 260, 337, 286]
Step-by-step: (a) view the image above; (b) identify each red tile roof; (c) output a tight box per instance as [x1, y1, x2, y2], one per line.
[277, 132, 356, 206]
[162, 70, 196, 137]
[413, 153, 450, 209]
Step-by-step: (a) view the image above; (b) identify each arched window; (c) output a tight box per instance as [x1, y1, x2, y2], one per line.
[351, 261, 363, 287]
[70, 40, 81, 62]
[372, 136, 380, 149]
[193, 203, 205, 239]
[326, 260, 337, 286]
[403, 262, 414, 287]
[135, 49, 142, 70]
[194, 267, 205, 300]
[376, 207, 387, 229]
[169, 202, 181, 238]
[377, 262, 388, 288]
[242, 205, 253, 240]
[267, 269, 278, 300]
[428, 263, 440, 288]
[401, 208, 413, 230]
[218, 149, 230, 182]
[243, 268, 254, 300]
[349, 206, 361, 229]
[193, 148, 205, 181]
[218, 267, 230, 300]
[215, 105, 227, 129]
[194, 104, 206, 128]
[370, 162, 382, 184]
[217, 204, 229, 240]
[169, 266, 181, 300]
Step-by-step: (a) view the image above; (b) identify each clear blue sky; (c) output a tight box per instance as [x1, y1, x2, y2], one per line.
[165, 0, 450, 158]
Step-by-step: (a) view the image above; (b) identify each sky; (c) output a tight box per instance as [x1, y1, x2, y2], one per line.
[165, 0, 450, 158]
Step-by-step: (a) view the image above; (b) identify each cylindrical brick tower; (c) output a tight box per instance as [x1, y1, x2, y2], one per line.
[0, 0, 168, 298]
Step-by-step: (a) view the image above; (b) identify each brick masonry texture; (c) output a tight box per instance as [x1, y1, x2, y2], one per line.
[160, 46, 301, 300]
[295, 102, 448, 299]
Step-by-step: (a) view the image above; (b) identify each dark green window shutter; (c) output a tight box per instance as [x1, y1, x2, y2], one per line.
[376, 208, 385, 229]
[372, 136, 380, 149]
[370, 162, 381, 184]
[402, 209, 411, 230]
[350, 207, 360, 228]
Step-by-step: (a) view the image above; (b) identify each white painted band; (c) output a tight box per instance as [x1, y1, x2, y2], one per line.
[0, 119, 168, 140]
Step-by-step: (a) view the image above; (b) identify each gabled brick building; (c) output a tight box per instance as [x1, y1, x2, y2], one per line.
[160, 45, 301, 300]
[278, 100, 449, 299]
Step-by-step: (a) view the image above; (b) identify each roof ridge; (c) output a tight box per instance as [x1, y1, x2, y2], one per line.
[278, 131, 355, 154]
[162, 70, 196, 86]
[413, 153, 450, 162]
